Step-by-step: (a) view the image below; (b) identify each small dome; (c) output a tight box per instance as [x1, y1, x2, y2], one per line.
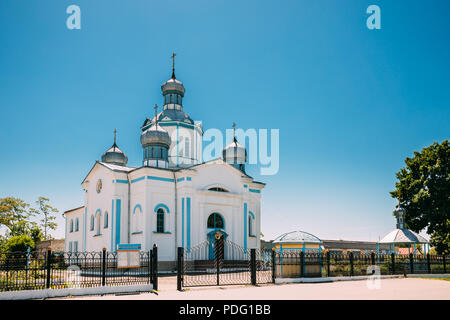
[394, 204, 405, 215]
[101, 143, 128, 166]
[140, 123, 171, 148]
[222, 137, 247, 164]
[273, 231, 322, 244]
[161, 76, 185, 97]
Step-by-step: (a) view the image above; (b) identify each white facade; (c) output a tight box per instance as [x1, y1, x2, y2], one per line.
[65, 70, 265, 266]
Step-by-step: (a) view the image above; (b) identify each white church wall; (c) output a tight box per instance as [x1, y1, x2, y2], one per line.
[142, 169, 177, 261]
[65, 207, 84, 253]
[81, 164, 129, 252]
[129, 175, 146, 250]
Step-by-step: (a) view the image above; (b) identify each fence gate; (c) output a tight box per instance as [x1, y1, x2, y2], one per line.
[177, 238, 274, 290]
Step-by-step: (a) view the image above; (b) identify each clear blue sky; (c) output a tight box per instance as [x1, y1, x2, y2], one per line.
[0, 0, 449, 241]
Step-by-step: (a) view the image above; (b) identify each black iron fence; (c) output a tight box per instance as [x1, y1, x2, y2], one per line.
[0, 246, 158, 292]
[178, 241, 274, 290]
[275, 251, 449, 278]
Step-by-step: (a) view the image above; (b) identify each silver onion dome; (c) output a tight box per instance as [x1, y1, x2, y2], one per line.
[140, 122, 171, 148]
[394, 204, 405, 216]
[101, 143, 128, 166]
[223, 137, 247, 164]
[161, 76, 185, 97]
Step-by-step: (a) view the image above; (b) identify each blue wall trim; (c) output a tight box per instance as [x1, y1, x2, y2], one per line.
[115, 179, 128, 184]
[243, 184, 248, 188]
[176, 177, 192, 182]
[187, 197, 191, 253]
[248, 211, 255, 219]
[249, 189, 260, 193]
[147, 176, 174, 182]
[111, 200, 114, 251]
[154, 203, 170, 213]
[115, 199, 121, 251]
[244, 203, 247, 250]
[131, 176, 145, 184]
[182, 198, 185, 248]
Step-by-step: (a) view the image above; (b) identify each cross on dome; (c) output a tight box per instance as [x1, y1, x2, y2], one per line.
[171, 52, 176, 79]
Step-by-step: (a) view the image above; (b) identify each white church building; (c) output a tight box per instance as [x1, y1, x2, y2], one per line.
[64, 61, 265, 268]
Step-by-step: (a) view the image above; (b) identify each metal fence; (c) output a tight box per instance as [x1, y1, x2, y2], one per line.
[275, 251, 449, 278]
[0, 246, 158, 292]
[177, 242, 275, 290]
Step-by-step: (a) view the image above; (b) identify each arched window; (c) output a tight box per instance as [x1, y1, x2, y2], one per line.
[248, 212, 255, 236]
[185, 137, 190, 158]
[70, 219, 74, 233]
[104, 212, 108, 228]
[208, 187, 229, 192]
[94, 210, 101, 235]
[156, 208, 165, 233]
[75, 218, 79, 232]
[90, 215, 94, 231]
[207, 213, 224, 229]
[178, 136, 183, 156]
[133, 205, 142, 233]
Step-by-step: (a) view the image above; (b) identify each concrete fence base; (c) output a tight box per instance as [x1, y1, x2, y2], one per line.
[0, 284, 153, 300]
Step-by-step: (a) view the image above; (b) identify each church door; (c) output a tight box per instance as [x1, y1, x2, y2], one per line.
[215, 236, 224, 260]
[208, 230, 227, 260]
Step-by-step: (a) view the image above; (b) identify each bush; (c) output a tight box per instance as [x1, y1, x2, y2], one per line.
[4, 235, 34, 253]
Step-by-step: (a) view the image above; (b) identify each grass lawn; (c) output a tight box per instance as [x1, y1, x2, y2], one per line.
[418, 277, 450, 281]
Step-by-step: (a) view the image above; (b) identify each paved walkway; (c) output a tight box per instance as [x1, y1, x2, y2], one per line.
[57, 278, 450, 300]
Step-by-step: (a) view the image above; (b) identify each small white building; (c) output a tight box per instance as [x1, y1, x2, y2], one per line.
[64, 64, 265, 269]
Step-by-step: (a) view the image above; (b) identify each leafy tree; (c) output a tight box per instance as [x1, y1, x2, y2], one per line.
[30, 197, 58, 241]
[0, 197, 31, 233]
[4, 235, 35, 253]
[390, 140, 449, 255]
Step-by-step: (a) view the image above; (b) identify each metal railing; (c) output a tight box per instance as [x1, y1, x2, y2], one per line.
[274, 251, 449, 278]
[0, 246, 158, 292]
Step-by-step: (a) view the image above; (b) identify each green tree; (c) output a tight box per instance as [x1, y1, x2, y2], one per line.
[4, 235, 35, 253]
[390, 140, 449, 255]
[30, 197, 58, 241]
[0, 197, 31, 233]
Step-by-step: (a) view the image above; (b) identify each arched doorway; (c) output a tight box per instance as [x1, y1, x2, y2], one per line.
[207, 213, 227, 260]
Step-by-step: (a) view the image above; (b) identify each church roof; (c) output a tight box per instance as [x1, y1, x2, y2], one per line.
[99, 161, 135, 172]
[81, 161, 135, 185]
[378, 228, 429, 244]
[141, 110, 195, 130]
[186, 158, 254, 179]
